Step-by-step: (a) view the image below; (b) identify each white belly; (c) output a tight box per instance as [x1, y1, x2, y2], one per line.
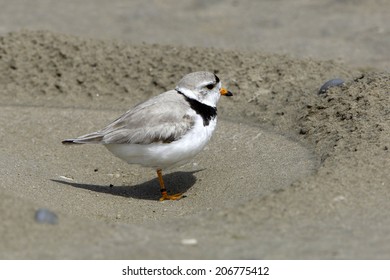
[105, 116, 217, 170]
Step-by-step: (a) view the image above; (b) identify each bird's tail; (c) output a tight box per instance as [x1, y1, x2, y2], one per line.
[62, 132, 104, 145]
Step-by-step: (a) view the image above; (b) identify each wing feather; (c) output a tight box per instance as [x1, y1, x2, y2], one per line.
[62, 91, 195, 145]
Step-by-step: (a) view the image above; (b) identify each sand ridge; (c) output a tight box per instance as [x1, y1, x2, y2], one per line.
[0, 30, 389, 259]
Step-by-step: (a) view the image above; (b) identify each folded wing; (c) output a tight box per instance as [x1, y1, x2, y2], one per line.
[62, 91, 194, 145]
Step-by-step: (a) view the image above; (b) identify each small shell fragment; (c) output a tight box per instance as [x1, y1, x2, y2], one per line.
[59, 175, 74, 181]
[181, 238, 198, 246]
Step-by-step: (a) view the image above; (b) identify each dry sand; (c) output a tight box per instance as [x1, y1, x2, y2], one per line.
[0, 1, 389, 259]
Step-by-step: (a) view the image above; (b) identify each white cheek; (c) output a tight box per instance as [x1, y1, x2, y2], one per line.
[202, 90, 221, 108]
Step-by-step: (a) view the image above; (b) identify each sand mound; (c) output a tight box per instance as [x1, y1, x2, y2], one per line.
[0, 31, 389, 259]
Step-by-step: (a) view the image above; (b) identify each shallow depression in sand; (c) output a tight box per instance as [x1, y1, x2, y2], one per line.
[1, 105, 317, 224]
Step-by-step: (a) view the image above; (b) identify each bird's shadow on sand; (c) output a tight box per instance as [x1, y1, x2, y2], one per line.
[51, 170, 202, 201]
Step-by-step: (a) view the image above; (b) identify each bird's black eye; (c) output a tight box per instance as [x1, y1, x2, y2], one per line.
[206, 84, 214, 90]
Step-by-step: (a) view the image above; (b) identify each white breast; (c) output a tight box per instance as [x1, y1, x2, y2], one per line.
[105, 114, 217, 170]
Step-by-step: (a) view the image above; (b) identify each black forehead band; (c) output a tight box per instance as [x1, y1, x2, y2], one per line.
[214, 74, 220, 84]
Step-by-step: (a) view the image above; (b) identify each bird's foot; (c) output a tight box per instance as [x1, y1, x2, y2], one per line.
[159, 192, 184, 201]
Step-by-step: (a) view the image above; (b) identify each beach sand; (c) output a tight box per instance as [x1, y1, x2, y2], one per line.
[0, 1, 389, 259]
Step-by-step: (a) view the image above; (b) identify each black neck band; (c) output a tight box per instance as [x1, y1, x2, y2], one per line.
[177, 90, 217, 126]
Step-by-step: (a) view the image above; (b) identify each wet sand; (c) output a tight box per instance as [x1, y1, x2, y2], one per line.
[0, 1, 389, 259]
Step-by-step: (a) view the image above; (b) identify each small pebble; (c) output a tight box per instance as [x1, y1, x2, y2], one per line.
[35, 208, 58, 225]
[318, 79, 345, 95]
[181, 238, 198, 246]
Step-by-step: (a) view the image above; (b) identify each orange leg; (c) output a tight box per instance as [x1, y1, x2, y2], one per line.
[157, 169, 183, 201]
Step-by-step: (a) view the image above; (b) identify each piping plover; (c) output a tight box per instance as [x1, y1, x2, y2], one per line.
[62, 71, 232, 200]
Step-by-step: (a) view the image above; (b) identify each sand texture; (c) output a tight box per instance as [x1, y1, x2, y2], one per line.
[0, 1, 389, 259]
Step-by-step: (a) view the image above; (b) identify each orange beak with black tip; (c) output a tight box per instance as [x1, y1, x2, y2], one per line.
[220, 87, 233, 96]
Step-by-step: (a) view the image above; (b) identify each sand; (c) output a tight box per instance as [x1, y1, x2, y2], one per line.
[0, 1, 389, 259]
